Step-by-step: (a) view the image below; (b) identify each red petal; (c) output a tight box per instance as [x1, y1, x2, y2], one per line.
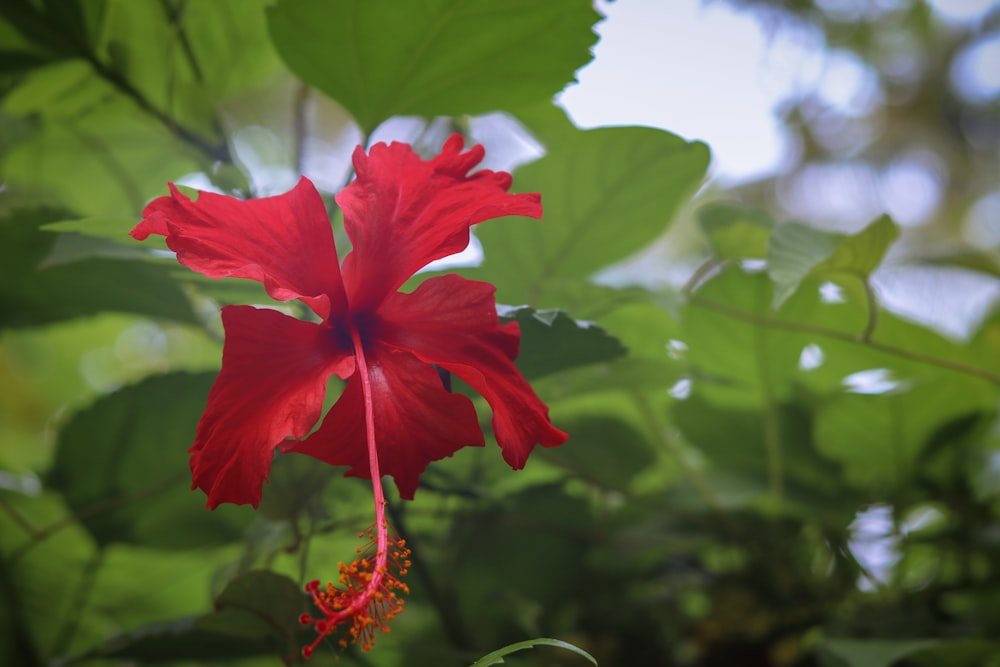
[337, 134, 542, 312]
[283, 344, 484, 499]
[190, 306, 355, 508]
[131, 178, 347, 320]
[375, 274, 568, 470]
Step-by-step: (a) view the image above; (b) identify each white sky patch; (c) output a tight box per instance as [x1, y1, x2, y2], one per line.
[842, 368, 909, 395]
[964, 190, 1000, 247]
[669, 377, 692, 399]
[951, 33, 1000, 103]
[873, 264, 1000, 340]
[928, 0, 999, 24]
[818, 281, 846, 304]
[231, 125, 298, 196]
[850, 504, 901, 591]
[880, 150, 946, 226]
[558, 0, 792, 184]
[666, 339, 689, 360]
[815, 49, 884, 116]
[798, 343, 825, 371]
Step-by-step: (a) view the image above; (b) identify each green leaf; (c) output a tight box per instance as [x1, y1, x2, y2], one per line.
[47, 372, 250, 548]
[672, 395, 857, 514]
[0, 210, 197, 327]
[812, 374, 994, 493]
[195, 570, 308, 662]
[767, 215, 899, 308]
[501, 306, 627, 380]
[55, 617, 263, 665]
[266, 0, 599, 134]
[698, 203, 774, 260]
[537, 414, 654, 491]
[819, 638, 941, 667]
[453, 485, 592, 645]
[472, 115, 710, 307]
[471, 637, 598, 666]
[41, 216, 142, 241]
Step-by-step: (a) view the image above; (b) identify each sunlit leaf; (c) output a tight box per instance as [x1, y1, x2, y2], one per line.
[267, 0, 599, 134]
[472, 111, 709, 307]
[768, 215, 899, 308]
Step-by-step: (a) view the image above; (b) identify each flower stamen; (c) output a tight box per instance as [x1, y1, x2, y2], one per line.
[300, 523, 411, 655]
[299, 324, 411, 657]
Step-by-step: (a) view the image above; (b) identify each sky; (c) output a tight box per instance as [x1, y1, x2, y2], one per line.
[559, 0, 793, 184]
[559, 0, 1000, 185]
[558, 0, 1000, 340]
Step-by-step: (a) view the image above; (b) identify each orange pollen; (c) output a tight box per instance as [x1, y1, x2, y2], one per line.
[299, 524, 412, 657]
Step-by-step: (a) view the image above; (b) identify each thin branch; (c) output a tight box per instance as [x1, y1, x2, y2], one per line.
[6, 472, 186, 563]
[80, 50, 231, 163]
[753, 324, 784, 505]
[0, 498, 38, 537]
[50, 551, 104, 658]
[385, 501, 476, 652]
[632, 392, 738, 534]
[689, 294, 1000, 385]
[859, 277, 880, 343]
[46, 0, 229, 164]
[160, 0, 205, 83]
[682, 257, 728, 296]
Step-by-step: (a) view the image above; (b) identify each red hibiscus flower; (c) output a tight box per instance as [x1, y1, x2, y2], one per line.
[130, 134, 568, 654]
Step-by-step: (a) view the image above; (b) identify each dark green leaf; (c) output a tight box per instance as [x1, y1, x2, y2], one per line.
[47, 372, 250, 548]
[501, 306, 626, 380]
[537, 414, 654, 491]
[453, 485, 592, 645]
[55, 616, 289, 665]
[0, 210, 197, 327]
[267, 0, 599, 134]
[195, 570, 308, 662]
[819, 638, 940, 667]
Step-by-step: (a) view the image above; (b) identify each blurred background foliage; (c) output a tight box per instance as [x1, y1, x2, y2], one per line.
[1, 1, 999, 666]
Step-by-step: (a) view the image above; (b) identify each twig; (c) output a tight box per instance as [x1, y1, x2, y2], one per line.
[688, 294, 1000, 385]
[6, 472, 185, 563]
[386, 501, 476, 652]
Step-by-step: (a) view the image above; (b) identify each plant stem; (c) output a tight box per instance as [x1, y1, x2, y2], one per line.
[386, 501, 476, 652]
[689, 294, 1000, 385]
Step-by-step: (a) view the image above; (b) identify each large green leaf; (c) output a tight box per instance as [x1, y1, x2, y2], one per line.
[266, 0, 599, 134]
[47, 372, 250, 548]
[0, 210, 197, 327]
[1, 0, 280, 216]
[60, 571, 311, 665]
[472, 116, 709, 307]
[0, 492, 100, 665]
